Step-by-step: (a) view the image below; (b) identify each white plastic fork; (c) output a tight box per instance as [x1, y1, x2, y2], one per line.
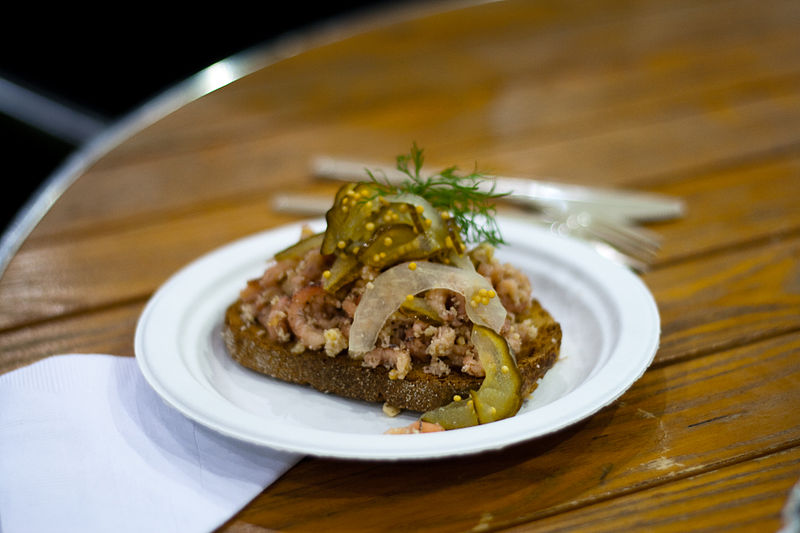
[311, 156, 686, 224]
[270, 192, 663, 272]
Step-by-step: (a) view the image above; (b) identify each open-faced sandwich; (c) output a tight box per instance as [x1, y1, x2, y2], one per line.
[222, 145, 561, 432]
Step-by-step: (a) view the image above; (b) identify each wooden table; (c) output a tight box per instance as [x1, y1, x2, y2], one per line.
[2, 0, 799, 530]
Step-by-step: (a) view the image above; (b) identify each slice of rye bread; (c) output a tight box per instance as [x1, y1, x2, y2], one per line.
[222, 298, 562, 413]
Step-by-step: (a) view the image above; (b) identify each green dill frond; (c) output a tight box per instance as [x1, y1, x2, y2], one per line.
[367, 143, 509, 246]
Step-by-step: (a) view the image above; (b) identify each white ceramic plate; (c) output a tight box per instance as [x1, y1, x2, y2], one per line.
[135, 217, 660, 460]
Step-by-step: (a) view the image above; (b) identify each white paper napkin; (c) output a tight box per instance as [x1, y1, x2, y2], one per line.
[0, 354, 303, 533]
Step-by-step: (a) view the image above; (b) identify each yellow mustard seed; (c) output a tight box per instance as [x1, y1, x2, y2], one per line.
[383, 236, 393, 246]
[408, 262, 417, 270]
[406, 294, 414, 302]
[478, 288, 488, 296]
[365, 222, 375, 231]
[481, 297, 490, 305]
[415, 205, 425, 214]
[501, 365, 510, 374]
[453, 395, 462, 402]
[322, 270, 331, 279]
[488, 290, 496, 298]
[337, 240, 346, 249]
[425, 218, 432, 227]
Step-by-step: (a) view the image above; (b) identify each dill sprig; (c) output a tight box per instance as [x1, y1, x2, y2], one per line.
[366, 143, 509, 246]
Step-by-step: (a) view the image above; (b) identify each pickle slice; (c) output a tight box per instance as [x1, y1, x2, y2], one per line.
[359, 224, 420, 268]
[469, 325, 522, 423]
[322, 183, 358, 255]
[444, 217, 467, 255]
[421, 396, 479, 429]
[322, 183, 382, 255]
[399, 296, 443, 324]
[322, 253, 361, 293]
[274, 232, 325, 262]
[322, 183, 470, 276]
[419, 325, 522, 429]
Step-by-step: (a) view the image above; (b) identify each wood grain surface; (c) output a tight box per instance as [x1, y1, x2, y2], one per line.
[1, 0, 799, 531]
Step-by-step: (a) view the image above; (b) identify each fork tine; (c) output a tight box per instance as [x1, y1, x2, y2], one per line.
[501, 209, 659, 271]
[534, 205, 661, 263]
[587, 241, 651, 273]
[573, 214, 661, 263]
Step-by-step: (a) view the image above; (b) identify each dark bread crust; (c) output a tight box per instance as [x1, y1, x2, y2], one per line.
[222, 298, 561, 412]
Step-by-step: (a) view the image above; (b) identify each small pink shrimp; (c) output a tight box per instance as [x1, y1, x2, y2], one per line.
[448, 345, 484, 377]
[362, 346, 412, 379]
[341, 280, 366, 318]
[385, 420, 445, 434]
[259, 259, 296, 288]
[287, 285, 346, 350]
[424, 289, 457, 323]
[477, 260, 532, 314]
[258, 295, 291, 343]
[282, 250, 327, 294]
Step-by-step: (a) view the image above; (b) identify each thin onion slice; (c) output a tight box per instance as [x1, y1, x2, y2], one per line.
[383, 193, 470, 257]
[349, 260, 507, 356]
[384, 193, 448, 239]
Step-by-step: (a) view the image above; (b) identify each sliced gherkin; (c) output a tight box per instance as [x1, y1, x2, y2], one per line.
[322, 183, 382, 255]
[472, 326, 522, 424]
[359, 224, 420, 268]
[420, 395, 479, 429]
[420, 325, 522, 429]
[373, 202, 418, 228]
[469, 325, 522, 423]
[321, 253, 361, 293]
[319, 182, 474, 298]
[321, 183, 358, 255]
[398, 295, 443, 324]
[274, 232, 325, 262]
[443, 217, 467, 255]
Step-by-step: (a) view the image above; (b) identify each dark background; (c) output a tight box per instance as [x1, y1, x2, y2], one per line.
[0, 2, 396, 236]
